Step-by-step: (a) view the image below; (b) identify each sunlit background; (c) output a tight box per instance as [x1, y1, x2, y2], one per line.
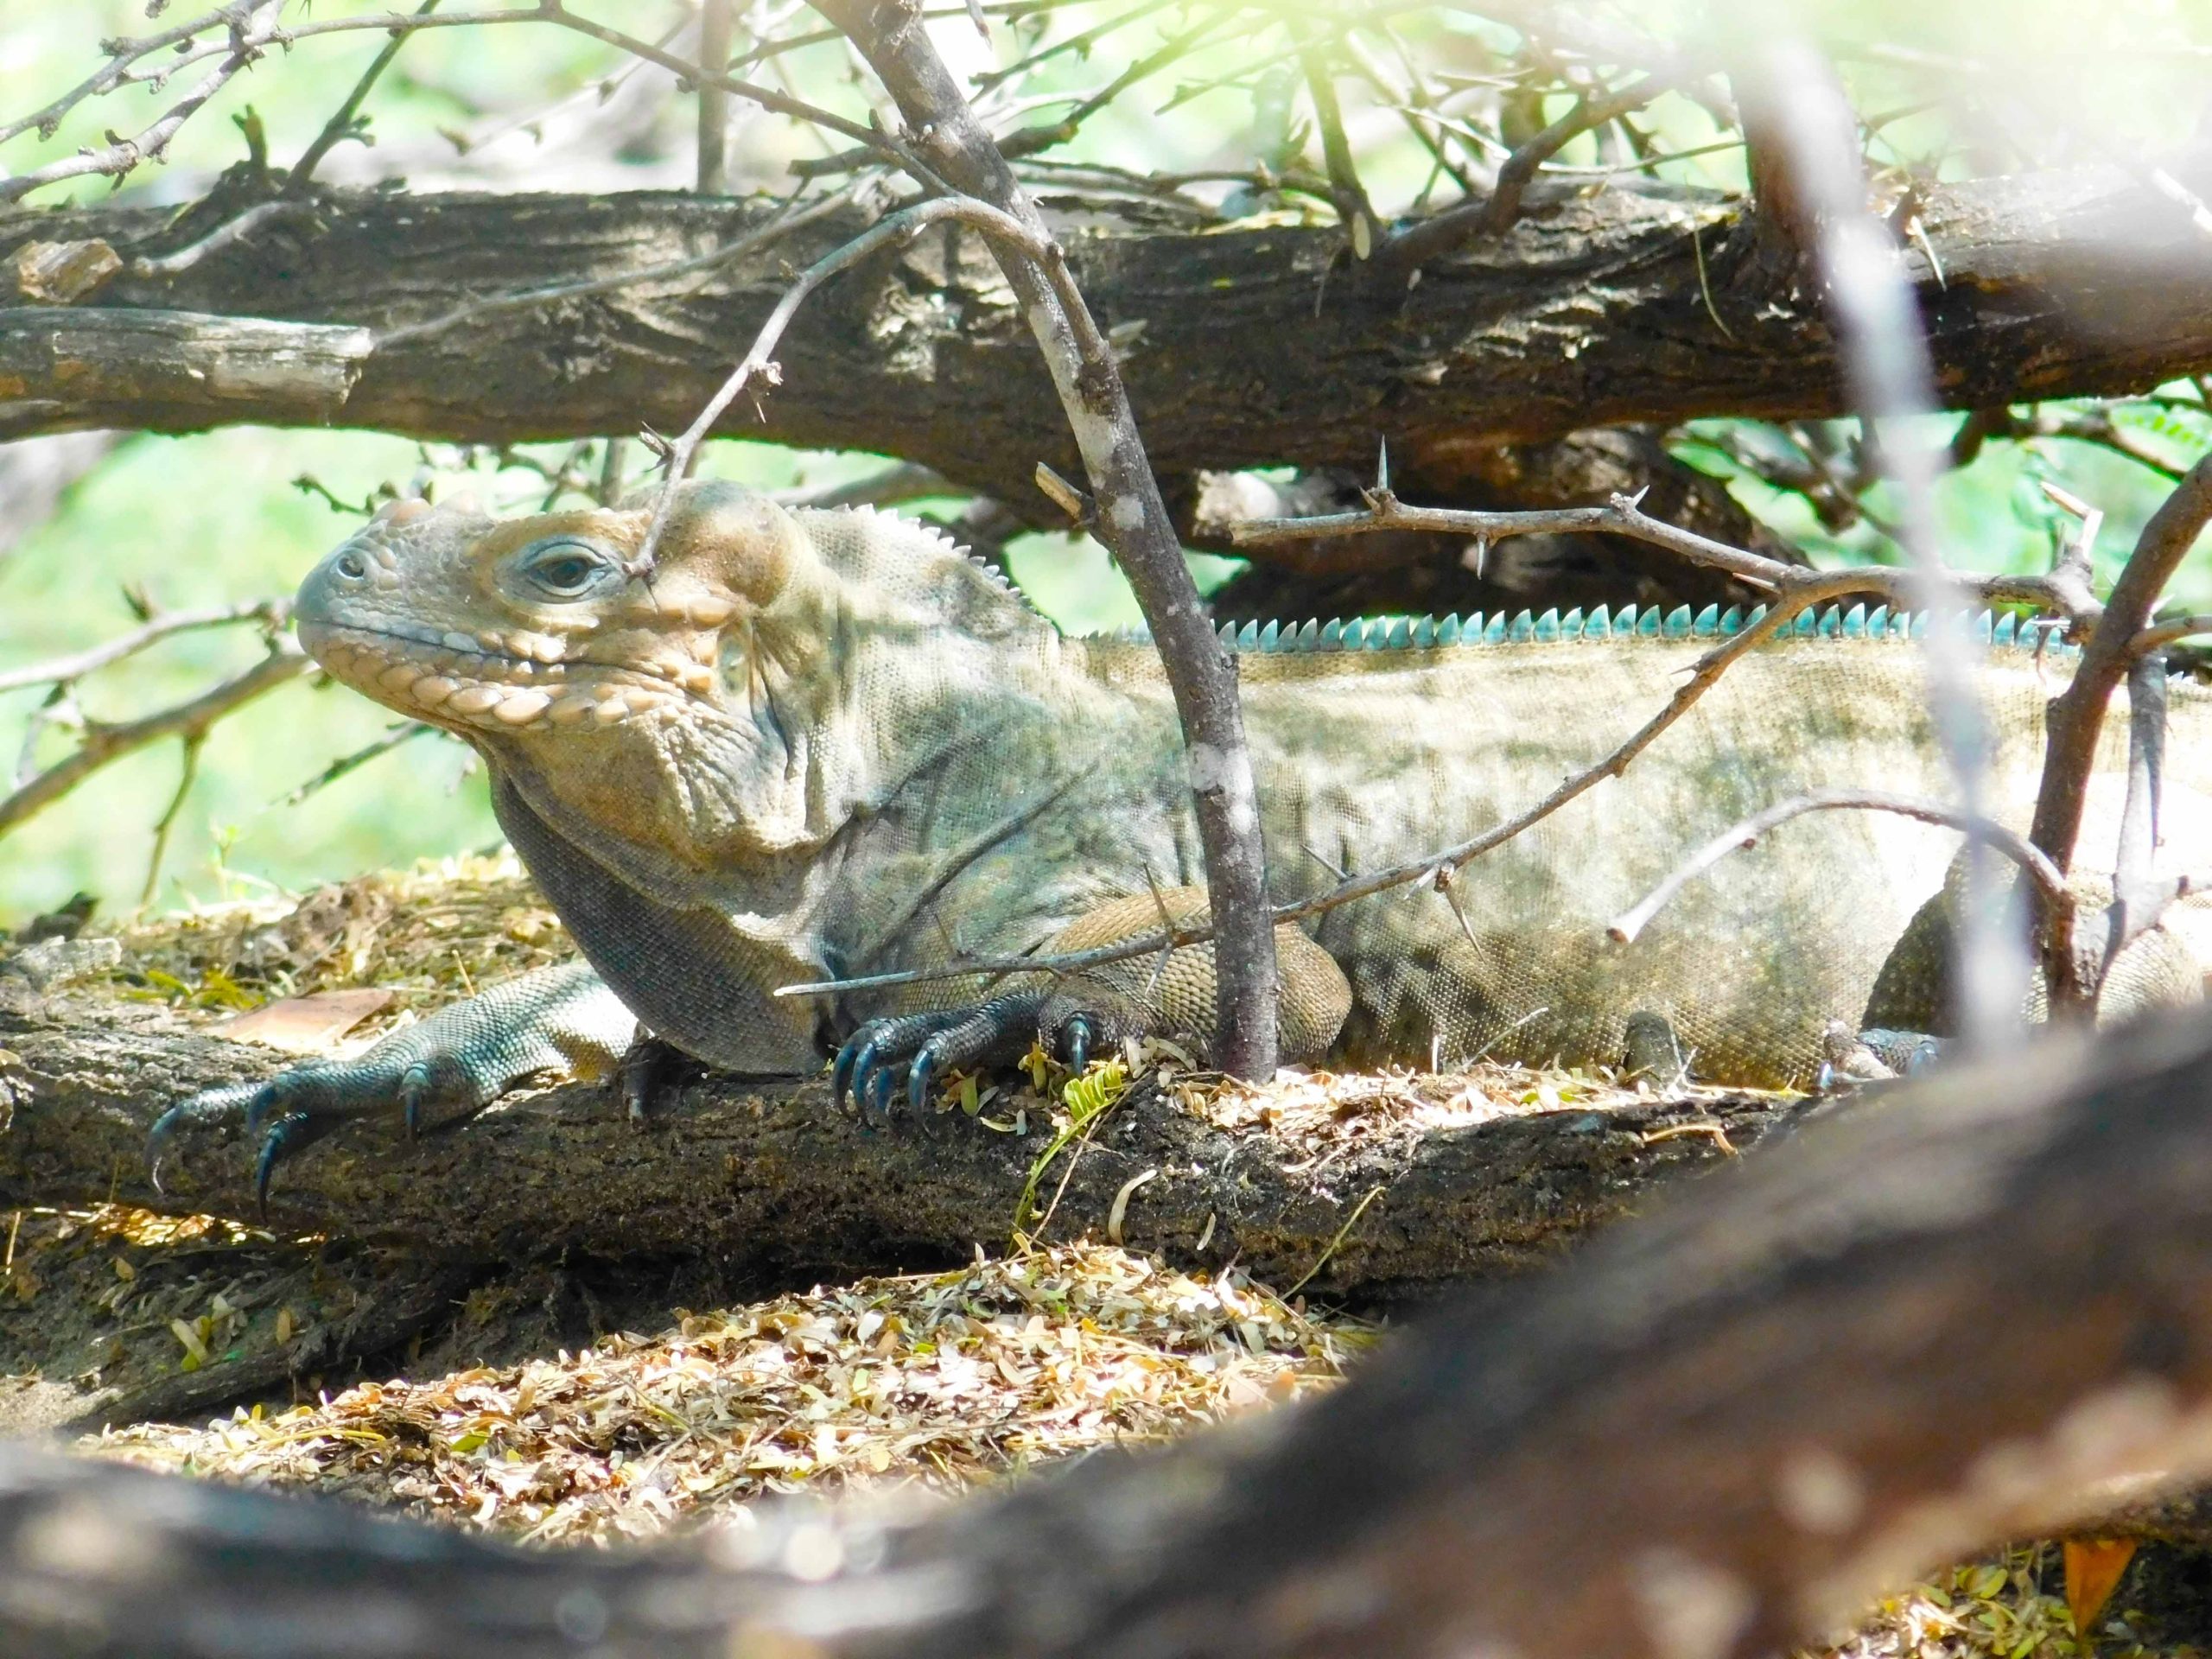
[4, 0, 2210, 922]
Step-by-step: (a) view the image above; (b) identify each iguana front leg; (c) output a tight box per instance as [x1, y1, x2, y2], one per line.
[150, 962, 639, 1205]
[834, 888, 1353, 1114]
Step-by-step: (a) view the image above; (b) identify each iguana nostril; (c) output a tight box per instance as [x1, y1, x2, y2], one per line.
[334, 550, 367, 580]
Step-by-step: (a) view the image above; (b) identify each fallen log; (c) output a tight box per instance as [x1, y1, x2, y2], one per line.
[0, 984, 1799, 1302]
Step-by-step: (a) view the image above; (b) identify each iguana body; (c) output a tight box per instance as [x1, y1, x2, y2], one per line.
[159, 483, 2212, 1185]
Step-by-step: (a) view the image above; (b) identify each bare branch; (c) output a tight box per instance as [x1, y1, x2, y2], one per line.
[1230, 486, 2090, 616]
[815, 0, 1281, 1078]
[0, 3, 929, 207]
[0, 2, 283, 205]
[2030, 453, 2212, 987]
[283, 0, 442, 194]
[2133, 613, 2212, 655]
[0, 598, 286, 696]
[1608, 788, 2073, 947]
[627, 194, 1045, 575]
[696, 0, 734, 196]
[1379, 67, 1681, 270]
[0, 644, 305, 838]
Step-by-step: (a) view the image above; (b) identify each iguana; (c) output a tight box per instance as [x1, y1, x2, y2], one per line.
[154, 482, 2212, 1194]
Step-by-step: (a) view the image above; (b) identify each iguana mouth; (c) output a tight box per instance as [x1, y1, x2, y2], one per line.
[301, 618, 689, 732]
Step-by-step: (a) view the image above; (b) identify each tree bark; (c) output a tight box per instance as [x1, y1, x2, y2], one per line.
[3, 1008, 2212, 1657]
[0, 988, 1796, 1304]
[3, 164, 2208, 504]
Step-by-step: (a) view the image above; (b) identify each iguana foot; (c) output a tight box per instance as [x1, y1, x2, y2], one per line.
[1815, 1020, 1946, 1090]
[149, 962, 636, 1206]
[617, 1032, 688, 1125]
[833, 991, 1080, 1119]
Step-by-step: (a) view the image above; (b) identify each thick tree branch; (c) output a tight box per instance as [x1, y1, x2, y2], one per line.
[0, 992, 1796, 1303]
[5, 167, 2212, 499]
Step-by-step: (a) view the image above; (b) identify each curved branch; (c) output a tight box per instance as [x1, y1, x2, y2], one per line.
[1607, 787, 2072, 944]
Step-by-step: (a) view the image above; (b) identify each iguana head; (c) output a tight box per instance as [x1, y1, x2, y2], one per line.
[294, 481, 801, 741]
[293, 479, 1052, 883]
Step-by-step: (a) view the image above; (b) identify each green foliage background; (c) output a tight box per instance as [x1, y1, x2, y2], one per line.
[3, 0, 2210, 925]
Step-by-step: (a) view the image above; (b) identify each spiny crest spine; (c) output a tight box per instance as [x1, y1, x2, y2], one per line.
[1198, 601, 2082, 659]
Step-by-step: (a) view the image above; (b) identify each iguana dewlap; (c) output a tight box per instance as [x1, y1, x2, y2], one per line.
[154, 482, 2212, 1192]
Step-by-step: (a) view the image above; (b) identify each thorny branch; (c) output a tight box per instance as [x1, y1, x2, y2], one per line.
[0, 1, 926, 205]
[811, 0, 1281, 1078]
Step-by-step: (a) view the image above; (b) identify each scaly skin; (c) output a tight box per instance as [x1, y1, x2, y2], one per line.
[159, 482, 2212, 1187]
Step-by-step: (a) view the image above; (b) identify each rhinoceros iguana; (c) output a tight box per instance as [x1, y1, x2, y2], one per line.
[153, 482, 2212, 1194]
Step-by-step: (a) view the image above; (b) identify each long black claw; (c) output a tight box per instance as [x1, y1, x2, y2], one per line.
[840, 1037, 881, 1114]
[866, 1063, 897, 1120]
[399, 1064, 431, 1140]
[831, 1039, 861, 1111]
[1060, 1014, 1094, 1076]
[254, 1113, 306, 1213]
[908, 1042, 943, 1116]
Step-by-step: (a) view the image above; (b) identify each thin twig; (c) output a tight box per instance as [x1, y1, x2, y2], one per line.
[626, 194, 1044, 575]
[0, 645, 306, 838]
[283, 0, 442, 194]
[1, 2, 929, 206]
[0, 1, 283, 204]
[0, 600, 286, 696]
[1298, 36, 1377, 258]
[140, 733, 206, 908]
[1378, 67, 1681, 270]
[129, 201, 319, 278]
[696, 0, 733, 195]
[1606, 789, 2071, 946]
[278, 722, 436, 806]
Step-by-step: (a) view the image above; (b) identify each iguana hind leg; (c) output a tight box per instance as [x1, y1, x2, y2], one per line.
[836, 887, 1351, 1112]
[149, 961, 638, 1205]
[1859, 858, 2208, 1067]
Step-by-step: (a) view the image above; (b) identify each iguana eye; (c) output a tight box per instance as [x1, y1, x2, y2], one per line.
[517, 538, 612, 599]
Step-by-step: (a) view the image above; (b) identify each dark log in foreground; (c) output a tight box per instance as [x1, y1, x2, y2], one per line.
[0, 990, 1793, 1303]
[3, 162, 2209, 503]
[4, 1004, 2212, 1657]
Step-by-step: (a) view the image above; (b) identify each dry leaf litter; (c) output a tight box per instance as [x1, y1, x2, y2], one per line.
[90, 1243, 1362, 1545]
